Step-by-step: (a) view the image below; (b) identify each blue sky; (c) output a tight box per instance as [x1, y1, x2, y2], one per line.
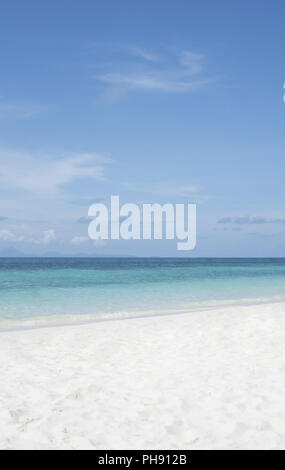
[0, 0, 285, 256]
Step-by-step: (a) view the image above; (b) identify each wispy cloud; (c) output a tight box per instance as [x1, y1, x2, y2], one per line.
[217, 216, 285, 225]
[98, 73, 208, 93]
[76, 216, 94, 224]
[121, 181, 200, 197]
[96, 48, 209, 102]
[71, 235, 89, 245]
[41, 229, 56, 244]
[70, 197, 106, 207]
[71, 235, 105, 247]
[0, 230, 24, 242]
[0, 150, 111, 194]
[179, 51, 204, 75]
[130, 47, 158, 62]
[154, 182, 200, 197]
[0, 228, 56, 244]
[0, 98, 52, 120]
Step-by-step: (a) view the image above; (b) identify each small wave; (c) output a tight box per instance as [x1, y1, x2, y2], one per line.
[1, 294, 285, 332]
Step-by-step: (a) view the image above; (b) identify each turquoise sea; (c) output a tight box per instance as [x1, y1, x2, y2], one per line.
[1, 258, 285, 329]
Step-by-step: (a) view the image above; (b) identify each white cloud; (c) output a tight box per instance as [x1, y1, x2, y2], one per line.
[71, 236, 89, 245]
[0, 99, 51, 120]
[0, 230, 24, 242]
[0, 228, 56, 244]
[121, 181, 200, 197]
[42, 229, 56, 244]
[97, 72, 208, 93]
[96, 49, 209, 97]
[0, 150, 110, 194]
[130, 47, 158, 62]
[217, 216, 285, 225]
[71, 236, 106, 247]
[154, 183, 200, 197]
[179, 51, 204, 75]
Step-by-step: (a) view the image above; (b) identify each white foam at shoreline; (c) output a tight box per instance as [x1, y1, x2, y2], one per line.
[1, 294, 285, 332]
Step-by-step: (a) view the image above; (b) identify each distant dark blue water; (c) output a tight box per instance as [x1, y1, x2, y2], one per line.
[1, 258, 285, 327]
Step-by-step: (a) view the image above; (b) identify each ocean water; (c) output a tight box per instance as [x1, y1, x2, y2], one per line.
[1, 257, 285, 328]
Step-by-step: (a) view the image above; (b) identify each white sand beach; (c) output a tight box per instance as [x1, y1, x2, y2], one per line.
[0, 302, 285, 450]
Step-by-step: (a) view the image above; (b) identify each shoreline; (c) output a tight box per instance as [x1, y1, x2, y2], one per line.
[1, 301, 285, 449]
[1, 295, 285, 333]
